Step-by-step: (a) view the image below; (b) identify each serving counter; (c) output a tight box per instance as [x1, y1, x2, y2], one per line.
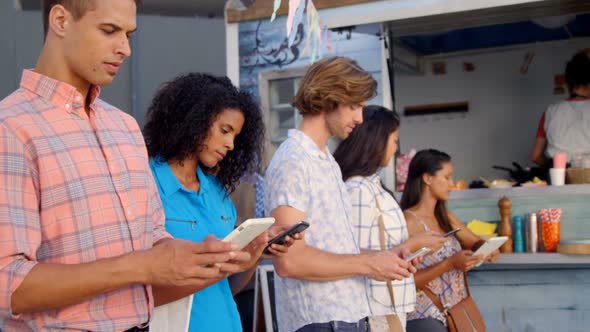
[443, 184, 590, 332]
[446, 184, 590, 241]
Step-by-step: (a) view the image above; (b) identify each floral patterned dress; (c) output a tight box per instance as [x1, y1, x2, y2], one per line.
[406, 212, 468, 326]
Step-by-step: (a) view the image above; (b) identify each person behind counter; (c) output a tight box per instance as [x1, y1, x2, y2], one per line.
[143, 73, 300, 332]
[530, 52, 590, 167]
[334, 106, 447, 332]
[401, 149, 499, 332]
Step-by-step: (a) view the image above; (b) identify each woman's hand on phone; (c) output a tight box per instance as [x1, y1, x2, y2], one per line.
[450, 250, 483, 272]
[485, 249, 500, 263]
[233, 233, 269, 271]
[262, 224, 304, 259]
[407, 231, 448, 253]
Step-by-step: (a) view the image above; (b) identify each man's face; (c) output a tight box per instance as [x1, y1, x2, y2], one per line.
[325, 103, 365, 139]
[62, 0, 136, 87]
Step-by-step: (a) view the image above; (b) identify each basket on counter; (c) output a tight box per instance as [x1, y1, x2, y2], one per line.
[566, 168, 590, 184]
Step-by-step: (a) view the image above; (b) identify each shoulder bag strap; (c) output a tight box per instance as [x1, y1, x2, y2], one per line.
[421, 286, 446, 313]
[421, 272, 472, 314]
[371, 184, 396, 308]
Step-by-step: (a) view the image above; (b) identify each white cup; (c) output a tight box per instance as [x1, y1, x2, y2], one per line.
[549, 168, 566, 186]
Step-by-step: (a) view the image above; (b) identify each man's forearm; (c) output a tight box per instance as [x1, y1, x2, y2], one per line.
[274, 245, 369, 281]
[11, 251, 144, 315]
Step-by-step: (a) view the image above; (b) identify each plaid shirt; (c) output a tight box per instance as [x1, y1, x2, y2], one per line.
[0, 70, 170, 331]
[346, 175, 416, 314]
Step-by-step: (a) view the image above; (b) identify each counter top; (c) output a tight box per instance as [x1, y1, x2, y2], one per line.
[394, 184, 590, 201]
[448, 184, 590, 200]
[474, 252, 590, 270]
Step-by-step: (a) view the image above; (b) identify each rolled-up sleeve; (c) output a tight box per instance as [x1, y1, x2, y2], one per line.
[148, 177, 172, 244]
[347, 181, 380, 251]
[264, 155, 311, 215]
[0, 124, 41, 319]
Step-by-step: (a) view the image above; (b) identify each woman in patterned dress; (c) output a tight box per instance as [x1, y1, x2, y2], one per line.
[401, 149, 499, 331]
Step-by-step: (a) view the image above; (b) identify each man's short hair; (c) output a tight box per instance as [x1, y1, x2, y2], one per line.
[292, 56, 377, 116]
[42, 0, 142, 37]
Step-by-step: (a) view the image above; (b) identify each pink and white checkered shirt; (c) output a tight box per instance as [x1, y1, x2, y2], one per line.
[0, 70, 170, 331]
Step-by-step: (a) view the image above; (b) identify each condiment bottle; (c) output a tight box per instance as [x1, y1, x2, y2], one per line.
[498, 196, 513, 253]
[512, 215, 525, 253]
[526, 212, 539, 253]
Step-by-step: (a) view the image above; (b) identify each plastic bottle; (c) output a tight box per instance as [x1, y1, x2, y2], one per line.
[512, 215, 525, 253]
[526, 213, 538, 253]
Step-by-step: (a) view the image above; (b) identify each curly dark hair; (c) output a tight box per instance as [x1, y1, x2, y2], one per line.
[143, 73, 264, 194]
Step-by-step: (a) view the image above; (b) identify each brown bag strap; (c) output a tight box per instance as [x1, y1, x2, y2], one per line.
[421, 272, 472, 314]
[421, 286, 446, 313]
[373, 186, 396, 308]
[463, 271, 472, 298]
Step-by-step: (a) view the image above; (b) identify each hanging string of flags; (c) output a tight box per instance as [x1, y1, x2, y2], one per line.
[270, 0, 325, 63]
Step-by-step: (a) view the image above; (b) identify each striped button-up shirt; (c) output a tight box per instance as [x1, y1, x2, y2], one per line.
[346, 175, 416, 314]
[0, 70, 170, 331]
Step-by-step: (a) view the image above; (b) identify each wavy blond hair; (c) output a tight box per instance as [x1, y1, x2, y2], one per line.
[293, 56, 377, 116]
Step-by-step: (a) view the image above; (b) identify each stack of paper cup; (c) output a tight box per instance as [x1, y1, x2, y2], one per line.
[550, 153, 567, 185]
[538, 208, 562, 252]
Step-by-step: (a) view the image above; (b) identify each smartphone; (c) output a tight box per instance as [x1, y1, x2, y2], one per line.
[405, 247, 431, 262]
[222, 217, 275, 250]
[442, 228, 461, 237]
[263, 221, 309, 254]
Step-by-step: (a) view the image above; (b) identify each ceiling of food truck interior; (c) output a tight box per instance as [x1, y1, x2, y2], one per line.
[382, 0, 590, 56]
[395, 13, 590, 56]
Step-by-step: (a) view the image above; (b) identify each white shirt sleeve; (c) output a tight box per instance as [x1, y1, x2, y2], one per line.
[264, 154, 311, 216]
[347, 179, 381, 251]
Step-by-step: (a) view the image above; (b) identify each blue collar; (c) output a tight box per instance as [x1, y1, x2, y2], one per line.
[152, 158, 211, 197]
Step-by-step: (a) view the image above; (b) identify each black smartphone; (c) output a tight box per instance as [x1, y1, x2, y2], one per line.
[263, 221, 309, 254]
[442, 228, 461, 237]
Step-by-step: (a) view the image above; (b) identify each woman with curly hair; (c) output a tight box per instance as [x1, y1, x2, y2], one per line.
[143, 73, 297, 332]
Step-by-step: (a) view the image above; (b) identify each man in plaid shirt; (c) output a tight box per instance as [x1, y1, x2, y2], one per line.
[0, 1, 249, 331]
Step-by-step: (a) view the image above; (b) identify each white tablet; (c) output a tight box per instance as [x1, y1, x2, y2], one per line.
[222, 217, 275, 250]
[473, 236, 508, 266]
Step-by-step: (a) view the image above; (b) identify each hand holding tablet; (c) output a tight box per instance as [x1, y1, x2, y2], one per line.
[472, 236, 507, 266]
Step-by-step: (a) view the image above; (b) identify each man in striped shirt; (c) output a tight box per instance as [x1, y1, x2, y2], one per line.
[0, 1, 248, 331]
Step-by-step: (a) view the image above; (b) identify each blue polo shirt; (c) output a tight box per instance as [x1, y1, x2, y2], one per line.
[149, 158, 241, 332]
